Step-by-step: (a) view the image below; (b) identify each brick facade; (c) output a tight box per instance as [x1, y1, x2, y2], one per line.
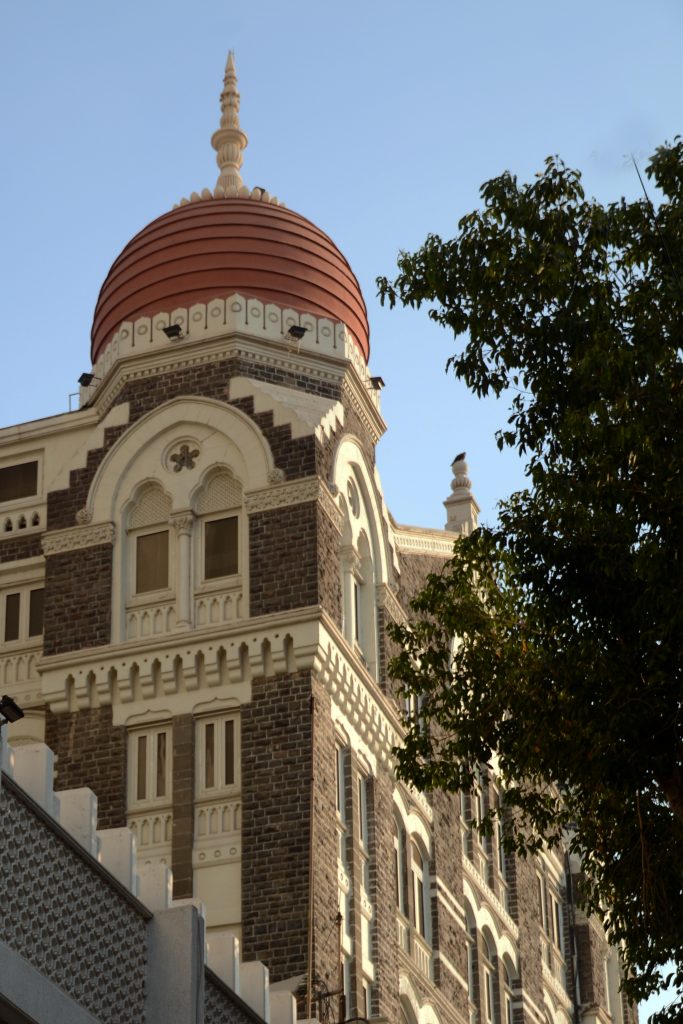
[172, 714, 195, 899]
[43, 544, 113, 655]
[241, 668, 314, 980]
[0, 533, 43, 564]
[45, 706, 126, 828]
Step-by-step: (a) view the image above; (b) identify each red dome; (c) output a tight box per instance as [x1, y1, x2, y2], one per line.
[91, 198, 369, 363]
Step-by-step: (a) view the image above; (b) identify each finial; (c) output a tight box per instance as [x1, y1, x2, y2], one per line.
[211, 51, 248, 193]
[444, 452, 480, 536]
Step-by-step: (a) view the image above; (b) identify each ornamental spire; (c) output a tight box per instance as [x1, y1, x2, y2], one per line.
[211, 51, 248, 193]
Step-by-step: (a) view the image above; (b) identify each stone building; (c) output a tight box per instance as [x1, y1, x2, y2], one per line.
[0, 54, 636, 1024]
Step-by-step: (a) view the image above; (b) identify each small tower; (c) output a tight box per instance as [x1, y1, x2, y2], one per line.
[444, 452, 480, 535]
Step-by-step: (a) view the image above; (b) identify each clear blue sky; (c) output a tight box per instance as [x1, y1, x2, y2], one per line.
[2, 1, 681, 1016]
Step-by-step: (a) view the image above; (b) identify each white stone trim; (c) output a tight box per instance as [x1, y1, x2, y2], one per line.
[316, 618, 402, 772]
[376, 582, 405, 626]
[42, 522, 115, 555]
[244, 477, 319, 514]
[38, 606, 323, 715]
[88, 294, 359, 401]
[244, 477, 342, 533]
[229, 376, 344, 441]
[393, 525, 456, 558]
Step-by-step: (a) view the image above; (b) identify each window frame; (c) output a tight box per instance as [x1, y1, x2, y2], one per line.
[202, 512, 240, 582]
[127, 724, 172, 810]
[1, 584, 45, 645]
[195, 711, 241, 799]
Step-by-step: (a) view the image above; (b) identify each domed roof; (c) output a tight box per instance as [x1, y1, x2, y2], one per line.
[90, 197, 370, 363]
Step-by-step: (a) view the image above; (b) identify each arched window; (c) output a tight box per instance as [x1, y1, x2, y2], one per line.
[193, 469, 245, 626]
[481, 931, 497, 1024]
[338, 468, 381, 680]
[465, 904, 477, 1012]
[124, 483, 174, 639]
[410, 841, 430, 942]
[394, 818, 407, 917]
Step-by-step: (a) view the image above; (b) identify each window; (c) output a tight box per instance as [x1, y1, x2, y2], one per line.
[196, 713, 240, 796]
[28, 588, 44, 636]
[129, 726, 171, 807]
[394, 821, 407, 915]
[358, 774, 371, 890]
[204, 516, 238, 579]
[550, 891, 563, 952]
[0, 461, 38, 502]
[410, 842, 429, 938]
[335, 747, 349, 865]
[537, 873, 549, 933]
[4, 593, 19, 641]
[135, 529, 169, 593]
[2, 587, 44, 643]
[482, 934, 497, 1024]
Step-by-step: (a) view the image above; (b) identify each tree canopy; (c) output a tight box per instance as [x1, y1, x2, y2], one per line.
[377, 141, 683, 1021]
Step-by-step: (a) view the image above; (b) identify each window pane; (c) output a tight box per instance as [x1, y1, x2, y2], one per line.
[136, 531, 169, 593]
[225, 719, 235, 785]
[4, 593, 20, 641]
[156, 731, 167, 798]
[0, 461, 38, 502]
[205, 517, 238, 579]
[28, 588, 44, 636]
[137, 735, 147, 801]
[205, 723, 215, 789]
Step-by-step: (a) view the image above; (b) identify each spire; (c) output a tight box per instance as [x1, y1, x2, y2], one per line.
[211, 51, 248, 193]
[444, 452, 480, 536]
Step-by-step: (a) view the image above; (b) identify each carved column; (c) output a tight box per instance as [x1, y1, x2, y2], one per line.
[172, 513, 194, 629]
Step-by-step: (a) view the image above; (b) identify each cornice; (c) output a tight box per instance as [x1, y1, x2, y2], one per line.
[244, 476, 343, 532]
[393, 524, 456, 558]
[42, 522, 115, 555]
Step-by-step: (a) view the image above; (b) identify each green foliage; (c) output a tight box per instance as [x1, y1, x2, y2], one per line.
[378, 141, 683, 1018]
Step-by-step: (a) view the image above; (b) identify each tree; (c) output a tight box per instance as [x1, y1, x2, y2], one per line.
[377, 141, 683, 1021]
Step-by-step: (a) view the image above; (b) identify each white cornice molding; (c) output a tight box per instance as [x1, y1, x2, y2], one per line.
[42, 522, 115, 556]
[393, 524, 456, 558]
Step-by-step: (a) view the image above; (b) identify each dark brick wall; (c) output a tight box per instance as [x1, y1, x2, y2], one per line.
[241, 669, 313, 981]
[366, 766, 400, 1022]
[396, 550, 449, 610]
[43, 544, 112, 655]
[0, 533, 43, 564]
[431, 790, 469, 1017]
[317, 504, 342, 627]
[512, 856, 545, 1015]
[45, 706, 126, 828]
[249, 503, 318, 617]
[172, 714, 195, 899]
[47, 424, 128, 530]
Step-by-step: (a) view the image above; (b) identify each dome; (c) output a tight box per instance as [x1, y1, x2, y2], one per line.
[90, 198, 370, 363]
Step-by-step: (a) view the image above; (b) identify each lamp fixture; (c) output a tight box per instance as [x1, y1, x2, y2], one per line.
[286, 325, 308, 341]
[78, 372, 101, 388]
[162, 324, 185, 340]
[0, 694, 24, 724]
[368, 376, 385, 391]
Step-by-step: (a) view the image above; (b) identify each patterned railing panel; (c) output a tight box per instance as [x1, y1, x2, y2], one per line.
[205, 970, 259, 1024]
[1, 779, 147, 1024]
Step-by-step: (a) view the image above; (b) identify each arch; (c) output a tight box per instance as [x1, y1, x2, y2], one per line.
[398, 975, 442, 1024]
[393, 789, 432, 852]
[332, 434, 393, 587]
[86, 396, 274, 524]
